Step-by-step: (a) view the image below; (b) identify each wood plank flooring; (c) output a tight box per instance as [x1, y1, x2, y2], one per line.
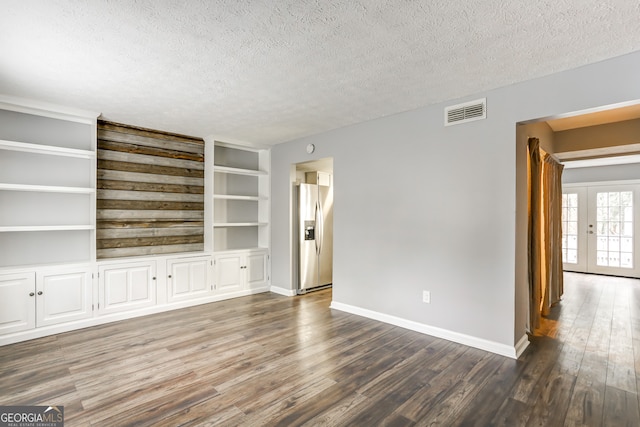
[1, 272, 639, 426]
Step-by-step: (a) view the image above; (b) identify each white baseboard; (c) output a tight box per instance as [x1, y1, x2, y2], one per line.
[330, 301, 521, 359]
[514, 333, 530, 358]
[270, 285, 296, 297]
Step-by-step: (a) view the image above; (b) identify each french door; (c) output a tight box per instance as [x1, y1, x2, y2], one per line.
[562, 183, 640, 278]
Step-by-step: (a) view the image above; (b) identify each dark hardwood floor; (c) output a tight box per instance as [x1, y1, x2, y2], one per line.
[1, 272, 639, 426]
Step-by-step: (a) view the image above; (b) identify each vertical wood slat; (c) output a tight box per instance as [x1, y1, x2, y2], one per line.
[96, 120, 205, 259]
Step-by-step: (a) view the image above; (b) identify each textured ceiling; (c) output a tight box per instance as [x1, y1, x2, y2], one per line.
[1, 1, 639, 145]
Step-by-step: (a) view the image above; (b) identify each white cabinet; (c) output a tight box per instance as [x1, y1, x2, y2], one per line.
[215, 250, 268, 292]
[0, 272, 35, 335]
[0, 99, 98, 268]
[99, 261, 156, 314]
[246, 251, 268, 289]
[167, 255, 213, 303]
[215, 253, 243, 292]
[36, 268, 93, 327]
[0, 267, 92, 334]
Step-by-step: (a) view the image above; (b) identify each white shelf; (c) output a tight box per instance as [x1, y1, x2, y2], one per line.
[213, 194, 265, 201]
[214, 247, 268, 254]
[0, 101, 97, 268]
[213, 222, 268, 227]
[213, 165, 267, 176]
[0, 183, 95, 194]
[210, 141, 269, 256]
[0, 139, 95, 159]
[0, 225, 94, 232]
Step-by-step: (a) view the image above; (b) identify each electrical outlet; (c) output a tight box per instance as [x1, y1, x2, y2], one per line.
[422, 290, 431, 304]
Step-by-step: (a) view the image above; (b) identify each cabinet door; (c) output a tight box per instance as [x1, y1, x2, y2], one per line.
[167, 256, 211, 303]
[99, 262, 156, 314]
[36, 269, 92, 327]
[0, 272, 35, 334]
[246, 252, 268, 289]
[215, 254, 243, 292]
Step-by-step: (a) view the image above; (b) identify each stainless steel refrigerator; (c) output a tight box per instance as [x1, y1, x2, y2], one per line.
[297, 182, 333, 293]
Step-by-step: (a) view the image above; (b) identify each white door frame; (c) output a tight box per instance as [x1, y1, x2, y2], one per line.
[563, 179, 640, 278]
[561, 186, 587, 272]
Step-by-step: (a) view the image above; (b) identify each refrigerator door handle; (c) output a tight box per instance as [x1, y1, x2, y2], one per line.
[317, 199, 323, 254]
[314, 202, 320, 255]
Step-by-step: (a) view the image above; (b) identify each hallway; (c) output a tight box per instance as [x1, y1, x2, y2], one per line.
[530, 272, 640, 425]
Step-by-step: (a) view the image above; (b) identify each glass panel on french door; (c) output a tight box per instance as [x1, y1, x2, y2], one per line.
[561, 193, 579, 264]
[595, 190, 633, 269]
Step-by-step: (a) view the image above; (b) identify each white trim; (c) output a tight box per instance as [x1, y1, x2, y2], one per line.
[514, 334, 530, 358]
[204, 136, 271, 151]
[330, 301, 520, 359]
[0, 94, 99, 123]
[213, 165, 267, 176]
[213, 247, 268, 255]
[519, 99, 640, 126]
[213, 222, 268, 227]
[213, 194, 267, 201]
[562, 153, 640, 169]
[0, 225, 94, 232]
[270, 285, 296, 297]
[0, 183, 95, 193]
[204, 139, 214, 252]
[563, 179, 640, 187]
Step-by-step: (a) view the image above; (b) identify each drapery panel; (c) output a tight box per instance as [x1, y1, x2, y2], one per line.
[527, 137, 564, 331]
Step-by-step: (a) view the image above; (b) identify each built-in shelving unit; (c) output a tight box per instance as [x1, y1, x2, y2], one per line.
[0, 101, 98, 268]
[0, 102, 273, 347]
[210, 142, 270, 252]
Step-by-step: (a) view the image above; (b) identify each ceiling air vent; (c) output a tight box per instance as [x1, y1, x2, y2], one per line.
[444, 98, 486, 126]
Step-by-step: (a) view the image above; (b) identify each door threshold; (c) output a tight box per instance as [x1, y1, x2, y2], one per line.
[297, 284, 332, 295]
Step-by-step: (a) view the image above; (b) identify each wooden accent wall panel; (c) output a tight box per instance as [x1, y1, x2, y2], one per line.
[96, 120, 205, 259]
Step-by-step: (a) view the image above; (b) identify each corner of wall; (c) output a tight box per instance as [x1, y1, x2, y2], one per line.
[331, 301, 523, 359]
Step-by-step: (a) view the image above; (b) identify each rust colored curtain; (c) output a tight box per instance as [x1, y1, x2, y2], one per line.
[527, 137, 564, 332]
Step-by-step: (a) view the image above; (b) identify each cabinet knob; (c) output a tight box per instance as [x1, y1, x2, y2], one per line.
[152, 277, 156, 280]
[29, 292, 35, 297]
[37, 291, 43, 295]
[168, 275, 172, 279]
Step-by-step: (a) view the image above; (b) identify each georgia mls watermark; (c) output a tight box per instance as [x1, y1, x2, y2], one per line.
[0, 406, 64, 427]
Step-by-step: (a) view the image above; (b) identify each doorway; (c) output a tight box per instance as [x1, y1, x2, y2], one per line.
[291, 157, 334, 294]
[562, 182, 640, 278]
[517, 100, 640, 333]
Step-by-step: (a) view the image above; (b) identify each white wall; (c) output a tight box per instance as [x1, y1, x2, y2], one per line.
[271, 51, 640, 356]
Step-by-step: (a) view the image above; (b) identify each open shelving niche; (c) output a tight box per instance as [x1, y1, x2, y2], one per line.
[205, 139, 270, 253]
[0, 100, 98, 268]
